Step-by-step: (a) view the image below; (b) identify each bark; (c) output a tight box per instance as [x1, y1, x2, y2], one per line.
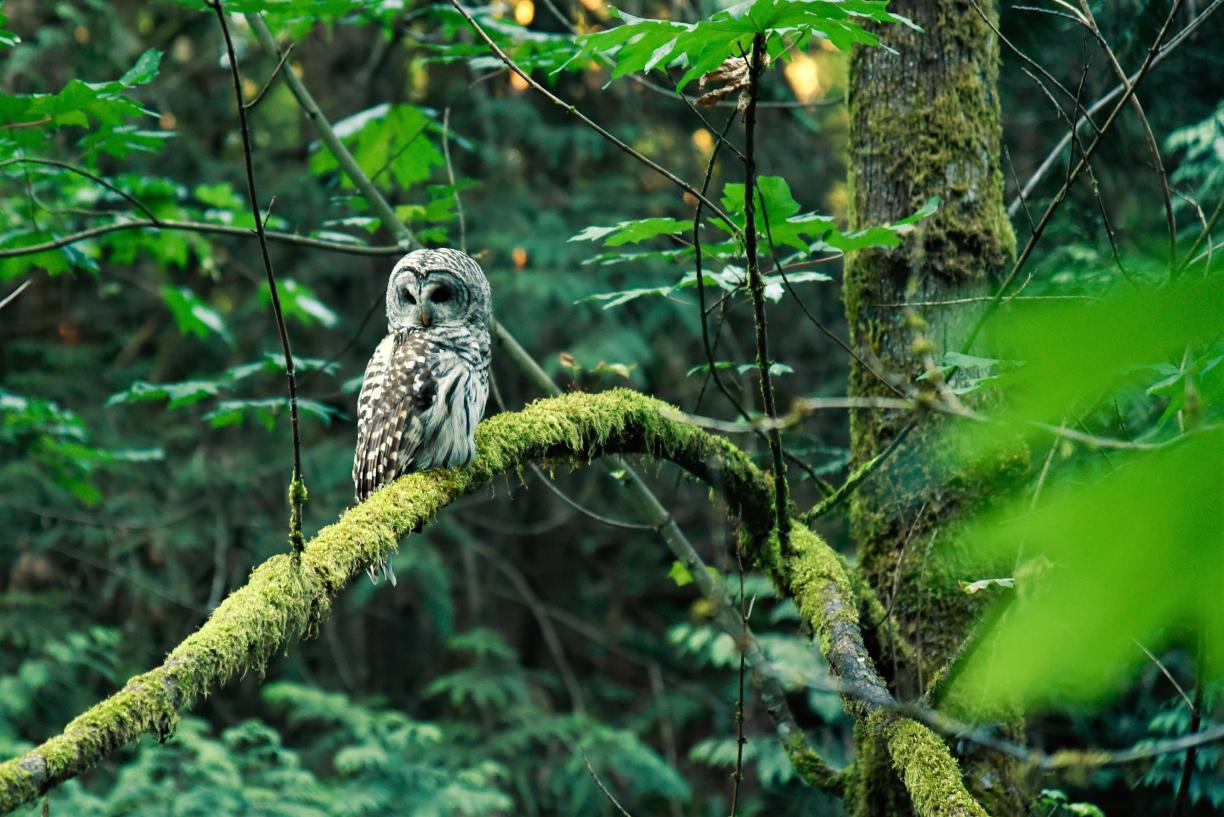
[844, 1, 1025, 814]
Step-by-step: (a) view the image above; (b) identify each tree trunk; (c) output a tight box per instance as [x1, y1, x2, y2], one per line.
[844, 1, 1024, 814]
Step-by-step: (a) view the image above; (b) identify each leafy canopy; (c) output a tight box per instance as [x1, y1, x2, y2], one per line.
[560, 0, 914, 90]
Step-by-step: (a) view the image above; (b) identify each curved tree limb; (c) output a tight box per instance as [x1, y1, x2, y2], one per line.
[239, 16, 853, 792]
[0, 390, 985, 817]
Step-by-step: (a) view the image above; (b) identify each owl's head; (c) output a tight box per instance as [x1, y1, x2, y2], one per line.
[385, 248, 492, 332]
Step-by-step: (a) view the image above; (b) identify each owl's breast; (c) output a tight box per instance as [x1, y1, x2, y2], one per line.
[410, 346, 489, 472]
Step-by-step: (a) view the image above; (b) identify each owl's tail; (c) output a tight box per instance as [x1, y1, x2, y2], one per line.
[366, 556, 398, 586]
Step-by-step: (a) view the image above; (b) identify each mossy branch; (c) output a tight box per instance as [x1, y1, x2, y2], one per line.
[0, 390, 984, 817]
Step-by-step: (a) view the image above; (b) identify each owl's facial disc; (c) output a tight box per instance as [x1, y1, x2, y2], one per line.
[389, 268, 468, 330]
[385, 248, 490, 333]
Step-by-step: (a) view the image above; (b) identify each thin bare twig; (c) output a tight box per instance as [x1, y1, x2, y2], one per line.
[1075, 0, 1177, 272]
[962, 0, 1186, 353]
[246, 14, 416, 249]
[0, 218, 405, 259]
[668, 392, 1193, 453]
[583, 753, 635, 817]
[686, 110, 838, 492]
[0, 158, 159, 221]
[876, 293, 1097, 307]
[1009, 0, 1221, 217]
[1170, 667, 1205, 817]
[211, 0, 306, 552]
[0, 280, 31, 312]
[441, 107, 467, 253]
[243, 41, 294, 110]
[1017, 63, 1132, 284]
[1181, 191, 1224, 275]
[529, 464, 658, 531]
[741, 34, 789, 548]
[1133, 640, 1195, 712]
[1003, 144, 1035, 235]
[801, 420, 915, 524]
[729, 543, 748, 817]
[463, 533, 587, 714]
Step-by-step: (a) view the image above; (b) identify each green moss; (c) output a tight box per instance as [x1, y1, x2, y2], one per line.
[848, 717, 913, 817]
[875, 711, 989, 817]
[787, 525, 858, 655]
[785, 730, 847, 793]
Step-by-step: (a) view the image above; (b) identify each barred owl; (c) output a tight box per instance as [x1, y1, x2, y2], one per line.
[353, 248, 492, 584]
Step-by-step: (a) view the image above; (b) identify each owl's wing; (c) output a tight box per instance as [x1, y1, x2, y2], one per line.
[353, 332, 437, 501]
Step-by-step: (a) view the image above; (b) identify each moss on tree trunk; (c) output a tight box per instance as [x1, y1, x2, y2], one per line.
[844, 1, 1025, 814]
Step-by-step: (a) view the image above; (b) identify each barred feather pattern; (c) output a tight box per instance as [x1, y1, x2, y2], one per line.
[352, 328, 490, 502]
[352, 248, 492, 584]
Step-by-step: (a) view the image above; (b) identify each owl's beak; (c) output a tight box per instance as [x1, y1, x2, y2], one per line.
[419, 306, 431, 328]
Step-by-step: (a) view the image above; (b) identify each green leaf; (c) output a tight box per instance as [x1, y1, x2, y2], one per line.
[261, 278, 338, 329]
[942, 351, 1000, 370]
[117, 49, 163, 87]
[0, 12, 19, 48]
[106, 380, 226, 409]
[950, 274, 1224, 713]
[960, 577, 1014, 595]
[160, 285, 231, 344]
[685, 361, 794, 377]
[226, 353, 340, 382]
[310, 104, 443, 193]
[570, 217, 690, 247]
[563, 0, 913, 91]
[579, 284, 680, 309]
[668, 560, 694, 586]
[203, 398, 343, 430]
[194, 181, 245, 210]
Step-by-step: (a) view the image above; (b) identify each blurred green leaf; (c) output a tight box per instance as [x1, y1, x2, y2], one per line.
[106, 380, 226, 409]
[160, 285, 231, 343]
[951, 273, 1224, 712]
[260, 278, 338, 329]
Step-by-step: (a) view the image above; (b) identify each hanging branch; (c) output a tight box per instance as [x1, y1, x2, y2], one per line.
[729, 544, 749, 817]
[0, 280, 31, 312]
[209, 0, 306, 552]
[741, 34, 789, 548]
[801, 420, 916, 524]
[1072, 0, 1177, 272]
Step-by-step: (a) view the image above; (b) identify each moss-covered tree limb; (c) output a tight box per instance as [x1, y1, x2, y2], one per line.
[0, 391, 986, 817]
[664, 510, 847, 793]
[241, 16, 852, 791]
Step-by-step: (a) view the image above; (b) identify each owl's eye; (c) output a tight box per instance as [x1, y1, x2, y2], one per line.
[401, 287, 417, 305]
[430, 287, 452, 304]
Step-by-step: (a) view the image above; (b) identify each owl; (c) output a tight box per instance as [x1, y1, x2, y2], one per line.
[353, 248, 492, 584]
